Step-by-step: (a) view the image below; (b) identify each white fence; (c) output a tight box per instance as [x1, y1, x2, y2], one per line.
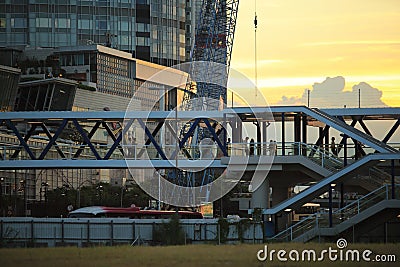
[0, 217, 264, 247]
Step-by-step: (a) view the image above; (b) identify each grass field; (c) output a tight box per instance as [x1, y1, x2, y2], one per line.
[0, 243, 399, 267]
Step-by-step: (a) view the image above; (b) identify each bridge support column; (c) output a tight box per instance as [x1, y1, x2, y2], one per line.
[302, 114, 307, 156]
[262, 121, 267, 155]
[271, 185, 291, 232]
[231, 117, 242, 143]
[251, 178, 270, 211]
[294, 114, 301, 155]
[281, 113, 285, 156]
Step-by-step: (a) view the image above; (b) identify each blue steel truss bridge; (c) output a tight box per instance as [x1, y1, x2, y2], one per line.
[0, 106, 399, 242]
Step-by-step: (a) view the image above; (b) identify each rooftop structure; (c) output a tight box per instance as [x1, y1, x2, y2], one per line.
[0, 65, 21, 111]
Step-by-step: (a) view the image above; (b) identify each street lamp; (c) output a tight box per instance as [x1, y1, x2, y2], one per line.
[40, 182, 49, 201]
[97, 185, 104, 205]
[0, 177, 4, 216]
[19, 179, 26, 217]
[120, 178, 135, 207]
[41, 182, 49, 217]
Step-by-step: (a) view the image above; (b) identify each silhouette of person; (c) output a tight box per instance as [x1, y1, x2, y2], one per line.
[249, 138, 255, 156]
[330, 137, 338, 156]
[268, 140, 274, 155]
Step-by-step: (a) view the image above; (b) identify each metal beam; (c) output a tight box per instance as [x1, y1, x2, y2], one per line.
[170, 118, 200, 160]
[137, 118, 167, 160]
[358, 118, 373, 136]
[10, 123, 37, 159]
[0, 159, 225, 170]
[72, 119, 101, 160]
[40, 123, 67, 159]
[73, 121, 101, 159]
[203, 119, 228, 156]
[310, 125, 330, 157]
[5, 120, 36, 160]
[103, 118, 135, 160]
[102, 121, 125, 157]
[337, 117, 357, 154]
[38, 119, 68, 160]
[382, 118, 400, 144]
[137, 121, 164, 158]
[2, 107, 400, 121]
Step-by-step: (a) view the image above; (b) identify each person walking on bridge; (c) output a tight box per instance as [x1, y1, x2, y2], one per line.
[330, 137, 338, 156]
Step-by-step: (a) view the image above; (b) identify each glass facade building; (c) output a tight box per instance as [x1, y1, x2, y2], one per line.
[0, 0, 191, 66]
[55, 44, 188, 111]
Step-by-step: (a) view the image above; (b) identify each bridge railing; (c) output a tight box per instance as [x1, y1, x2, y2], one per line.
[270, 184, 400, 242]
[0, 141, 395, 164]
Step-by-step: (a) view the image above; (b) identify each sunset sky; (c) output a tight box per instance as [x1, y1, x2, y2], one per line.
[230, 0, 400, 107]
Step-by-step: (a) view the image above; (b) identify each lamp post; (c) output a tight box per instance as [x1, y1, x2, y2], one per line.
[41, 182, 49, 217]
[328, 183, 336, 228]
[120, 185, 125, 207]
[0, 177, 4, 216]
[19, 179, 26, 217]
[97, 184, 104, 205]
[120, 179, 135, 207]
[14, 170, 17, 216]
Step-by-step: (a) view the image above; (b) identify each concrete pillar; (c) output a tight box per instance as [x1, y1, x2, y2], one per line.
[294, 114, 301, 155]
[262, 121, 267, 155]
[281, 113, 285, 155]
[271, 185, 290, 232]
[302, 114, 307, 156]
[255, 122, 261, 155]
[294, 114, 301, 143]
[231, 117, 242, 143]
[251, 177, 270, 210]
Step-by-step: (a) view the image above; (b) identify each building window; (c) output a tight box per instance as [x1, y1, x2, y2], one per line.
[11, 18, 27, 28]
[55, 18, 71, 28]
[98, 21, 107, 30]
[0, 18, 5, 28]
[136, 23, 148, 32]
[136, 37, 149, 46]
[36, 18, 50, 28]
[78, 19, 91, 29]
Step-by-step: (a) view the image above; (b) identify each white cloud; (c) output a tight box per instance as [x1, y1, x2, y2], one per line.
[276, 76, 387, 108]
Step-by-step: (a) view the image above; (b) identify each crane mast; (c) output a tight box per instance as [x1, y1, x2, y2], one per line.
[191, 0, 239, 104]
[168, 0, 240, 198]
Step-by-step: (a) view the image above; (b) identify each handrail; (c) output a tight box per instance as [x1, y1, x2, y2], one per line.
[0, 141, 344, 163]
[271, 184, 400, 241]
[264, 153, 400, 216]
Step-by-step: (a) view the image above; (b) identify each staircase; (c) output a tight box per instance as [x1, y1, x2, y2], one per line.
[298, 142, 343, 172]
[350, 167, 399, 191]
[270, 184, 400, 242]
[264, 153, 400, 216]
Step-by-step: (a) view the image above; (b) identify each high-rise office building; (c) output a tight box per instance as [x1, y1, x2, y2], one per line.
[0, 0, 195, 66]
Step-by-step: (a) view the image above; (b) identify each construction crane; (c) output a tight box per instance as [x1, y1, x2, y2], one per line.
[166, 0, 240, 196]
[183, 0, 239, 108]
[180, 0, 240, 146]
